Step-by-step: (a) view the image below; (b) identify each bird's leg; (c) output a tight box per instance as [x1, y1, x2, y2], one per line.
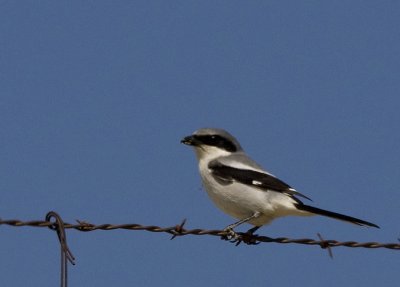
[221, 212, 260, 244]
[224, 211, 261, 232]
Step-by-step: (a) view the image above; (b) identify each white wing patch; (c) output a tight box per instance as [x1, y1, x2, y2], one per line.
[252, 180, 263, 186]
[224, 161, 274, 176]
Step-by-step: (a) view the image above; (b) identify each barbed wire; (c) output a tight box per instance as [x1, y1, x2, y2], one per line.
[1, 211, 399, 286]
[1, 214, 399, 250]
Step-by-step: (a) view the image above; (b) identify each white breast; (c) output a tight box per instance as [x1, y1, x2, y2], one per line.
[198, 159, 310, 227]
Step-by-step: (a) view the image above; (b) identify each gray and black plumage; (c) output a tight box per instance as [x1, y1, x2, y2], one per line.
[182, 128, 379, 233]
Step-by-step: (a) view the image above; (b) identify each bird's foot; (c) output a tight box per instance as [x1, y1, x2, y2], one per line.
[234, 229, 260, 246]
[220, 227, 260, 246]
[221, 227, 240, 242]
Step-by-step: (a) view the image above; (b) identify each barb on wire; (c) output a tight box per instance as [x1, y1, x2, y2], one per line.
[1, 216, 399, 251]
[317, 233, 333, 258]
[170, 218, 187, 240]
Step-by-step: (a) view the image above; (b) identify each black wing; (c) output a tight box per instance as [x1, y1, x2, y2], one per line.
[208, 160, 311, 201]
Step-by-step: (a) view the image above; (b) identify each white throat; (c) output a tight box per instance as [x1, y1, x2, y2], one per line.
[193, 145, 232, 164]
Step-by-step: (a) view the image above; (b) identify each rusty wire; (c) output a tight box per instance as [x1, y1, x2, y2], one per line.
[46, 212, 75, 287]
[1, 216, 399, 250]
[2, 212, 398, 286]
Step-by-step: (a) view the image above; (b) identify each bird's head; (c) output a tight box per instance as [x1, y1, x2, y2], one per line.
[181, 128, 243, 161]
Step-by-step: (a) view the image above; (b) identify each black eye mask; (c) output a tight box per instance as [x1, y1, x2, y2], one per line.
[194, 135, 237, 152]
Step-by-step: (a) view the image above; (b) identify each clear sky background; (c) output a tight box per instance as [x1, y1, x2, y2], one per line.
[1, 1, 399, 286]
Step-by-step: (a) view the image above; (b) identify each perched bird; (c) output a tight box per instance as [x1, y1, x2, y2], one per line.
[181, 128, 379, 239]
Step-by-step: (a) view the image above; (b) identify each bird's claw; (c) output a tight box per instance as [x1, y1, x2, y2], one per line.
[221, 227, 240, 242]
[220, 228, 260, 246]
[238, 231, 260, 245]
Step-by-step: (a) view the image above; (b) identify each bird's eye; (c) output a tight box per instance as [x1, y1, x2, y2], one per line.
[195, 134, 237, 152]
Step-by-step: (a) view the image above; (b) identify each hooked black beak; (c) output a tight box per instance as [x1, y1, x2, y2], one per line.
[181, 135, 200, 146]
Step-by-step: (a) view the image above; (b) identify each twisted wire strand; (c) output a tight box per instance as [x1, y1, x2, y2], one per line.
[1, 217, 399, 250]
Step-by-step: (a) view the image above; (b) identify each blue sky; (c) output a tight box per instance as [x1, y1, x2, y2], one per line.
[1, 1, 399, 286]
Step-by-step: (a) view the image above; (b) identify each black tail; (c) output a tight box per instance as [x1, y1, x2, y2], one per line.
[296, 204, 379, 228]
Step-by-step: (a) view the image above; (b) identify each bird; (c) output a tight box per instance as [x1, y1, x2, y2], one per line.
[181, 128, 379, 241]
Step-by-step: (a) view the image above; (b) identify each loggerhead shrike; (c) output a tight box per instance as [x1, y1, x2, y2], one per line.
[181, 128, 379, 238]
